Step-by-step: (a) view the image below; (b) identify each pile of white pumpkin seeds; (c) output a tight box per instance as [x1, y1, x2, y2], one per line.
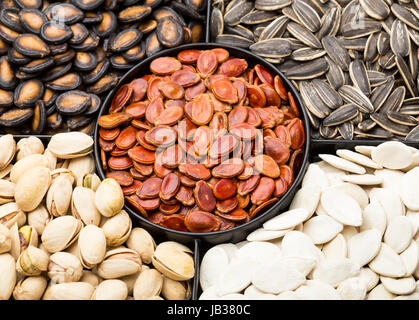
[212, 0, 419, 141]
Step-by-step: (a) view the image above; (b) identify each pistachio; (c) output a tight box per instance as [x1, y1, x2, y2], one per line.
[152, 242, 195, 281]
[0, 202, 26, 229]
[41, 216, 82, 253]
[133, 268, 163, 300]
[0, 179, 15, 204]
[0, 223, 11, 254]
[9, 223, 20, 260]
[43, 148, 57, 170]
[46, 174, 73, 217]
[47, 132, 93, 159]
[94, 178, 124, 217]
[27, 205, 51, 235]
[64, 240, 80, 257]
[71, 186, 101, 226]
[96, 247, 142, 279]
[10, 154, 50, 183]
[13, 276, 47, 300]
[48, 252, 83, 284]
[67, 155, 95, 187]
[15, 166, 51, 212]
[0, 253, 16, 300]
[16, 136, 45, 161]
[44, 282, 94, 300]
[91, 279, 128, 300]
[161, 277, 191, 300]
[80, 270, 102, 287]
[102, 210, 132, 247]
[0, 135, 16, 171]
[18, 225, 38, 251]
[82, 173, 101, 191]
[126, 227, 156, 264]
[0, 164, 13, 180]
[16, 245, 49, 276]
[120, 272, 140, 296]
[78, 225, 107, 269]
[50, 169, 75, 185]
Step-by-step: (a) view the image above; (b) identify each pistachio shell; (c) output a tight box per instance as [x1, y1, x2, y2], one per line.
[96, 247, 142, 279]
[126, 227, 156, 264]
[0, 179, 15, 204]
[0, 135, 16, 171]
[48, 252, 83, 283]
[47, 132, 93, 159]
[18, 225, 38, 250]
[9, 223, 20, 260]
[16, 136, 44, 161]
[13, 276, 47, 300]
[152, 242, 195, 281]
[16, 245, 50, 276]
[43, 148, 57, 170]
[0, 253, 15, 300]
[161, 277, 191, 300]
[0, 164, 13, 180]
[46, 282, 94, 300]
[67, 156, 95, 187]
[46, 174, 73, 217]
[10, 154, 50, 183]
[15, 166, 51, 212]
[27, 204, 51, 236]
[41, 216, 82, 253]
[0, 222, 11, 254]
[81, 173, 101, 191]
[78, 225, 106, 269]
[71, 186, 101, 226]
[133, 268, 163, 300]
[80, 270, 102, 287]
[94, 178, 124, 217]
[0, 202, 26, 229]
[102, 210, 132, 247]
[92, 279, 128, 300]
[120, 272, 140, 296]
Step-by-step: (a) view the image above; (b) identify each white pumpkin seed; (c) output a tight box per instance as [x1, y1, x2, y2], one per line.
[380, 276, 416, 295]
[347, 229, 382, 266]
[319, 154, 367, 174]
[371, 141, 413, 169]
[322, 234, 347, 259]
[303, 215, 343, 244]
[400, 167, 419, 210]
[384, 216, 413, 253]
[369, 243, 406, 277]
[321, 188, 363, 226]
[337, 277, 367, 300]
[263, 208, 311, 231]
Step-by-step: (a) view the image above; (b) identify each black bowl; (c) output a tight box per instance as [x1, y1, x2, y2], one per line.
[94, 43, 311, 246]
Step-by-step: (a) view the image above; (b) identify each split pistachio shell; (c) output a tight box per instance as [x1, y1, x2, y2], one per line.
[18, 225, 38, 250]
[48, 252, 83, 284]
[47, 132, 93, 159]
[15, 166, 51, 212]
[16, 137, 44, 161]
[45, 282, 95, 300]
[80, 270, 102, 287]
[10, 154, 50, 183]
[133, 268, 163, 300]
[16, 245, 49, 276]
[27, 205, 51, 235]
[41, 216, 82, 253]
[67, 156, 95, 187]
[13, 276, 47, 300]
[96, 247, 142, 279]
[152, 241, 195, 281]
[43, 148, 57, 170]
[0, 223, 11, 254]
[94, 178, 124, 217]
[102, 210, 132, 247]
[0, 135, 16, 171]
[92, 279, 128, 300]
[9, 223, 20, 260]
[0, 202, 26, 229]
[71, 186, 101, 226]
[46, 174, 73, 217]
[126, 227, 156, 264]
[78, 225, 107, 269]
[0, 253, 15, 300]
[161, 277, 191, 300]
[0, 164, 12, 179]
[82, 173, 101, 191]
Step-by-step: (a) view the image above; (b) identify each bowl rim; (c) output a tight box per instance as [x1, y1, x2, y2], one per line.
[94, 42, 311, 239]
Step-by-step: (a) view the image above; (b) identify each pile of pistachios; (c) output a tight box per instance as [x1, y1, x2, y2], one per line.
[0, 132, 194, 300]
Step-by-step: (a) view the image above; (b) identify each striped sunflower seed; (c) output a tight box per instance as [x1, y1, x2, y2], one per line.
[317, 7, 341, 39]
[400, 97, 419, 115]
[359, 0, 390, 20]
[340, 21, 382, 39]
[323, 103, 359, 126]
[211, 7, 224, 40]
[387, 111, 418, 126]
[379, 86, 406, 114]
[358, 118, 377, 131]
[291, 47, 326, 61]
[284, 57, 329, 79]
[319, 123, 339, 138]
[299, 80, 331, 118]
[259, 16, 289, 41]
[338, 121, 354, 139]
[322, 36, 351, 71]
[255, 0, 293, 11]
[249, 39, 292, 58]
[325, 56, 345, 89]
[311, 78, 344, 109]
[391, 4, 419, 32]
[395, 54, 418, 97]
[370, 76, 395, 111]
[364, 32, 379, 61]
[349, 59, 371, 96]
[287, 21, 322, 48]
[370, 112, 411, 136]
[338, 85, 375, 113]
[240, 10, 278, 24]
[292, 0, 321, 32]
[224, 1, 254, 26]
[215, 34, 254, 48]
[406, 125, 419, 141]
[377, 31, 390, 55]
[390, 19, 411, 57]
[355, 127, 394, 138]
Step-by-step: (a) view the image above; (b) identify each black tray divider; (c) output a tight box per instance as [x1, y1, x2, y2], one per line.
[192, 238, 201, 300]
[205, 0, 211, 43]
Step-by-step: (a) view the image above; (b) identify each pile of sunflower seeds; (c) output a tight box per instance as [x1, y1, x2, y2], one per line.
[212, 0, 419, 141]
[0, 0, 205, 135]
